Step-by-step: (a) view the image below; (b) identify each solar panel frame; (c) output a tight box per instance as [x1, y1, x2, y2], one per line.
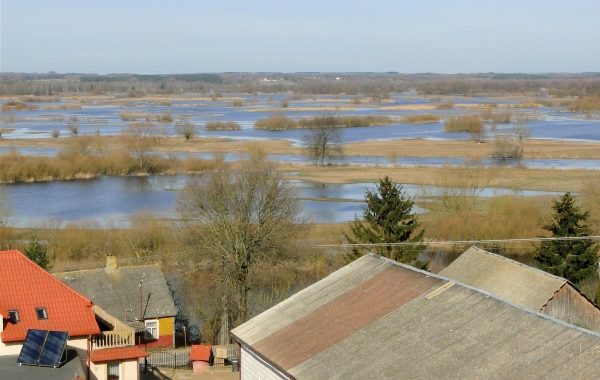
[17, 329, 47, 365]
[38, 331, 70, 367]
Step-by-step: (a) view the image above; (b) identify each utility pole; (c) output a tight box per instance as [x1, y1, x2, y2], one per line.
[139, 280, 143, 320]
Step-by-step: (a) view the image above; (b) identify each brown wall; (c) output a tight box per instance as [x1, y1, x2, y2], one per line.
[542, 284, 600, 332]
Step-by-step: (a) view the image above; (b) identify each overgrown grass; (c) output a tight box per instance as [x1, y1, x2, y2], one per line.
[567, 96, 600, 112]
[444, 115, 484, 132]
[1, 101, 39, 111]
[422, 196, 548, 243]
[436, 101, 455, 109]
[0, 151, 215, 183]
[20, 96, 61, 103]
[254, 115, 298, 130]
[480, 109, 512, 123]
[204, 121, 242, 130]
[401, 114, 440, 124]
[254, 114, 395, 130]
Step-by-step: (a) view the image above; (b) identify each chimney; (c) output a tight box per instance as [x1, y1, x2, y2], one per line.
[106, 255, 118, 271]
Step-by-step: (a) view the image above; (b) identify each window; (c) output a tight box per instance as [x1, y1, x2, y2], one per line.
[35, 307, 48, 320]
[8, 310, 19, 323]
[145, 320, 159, 340]
[107, 360, 120, 380]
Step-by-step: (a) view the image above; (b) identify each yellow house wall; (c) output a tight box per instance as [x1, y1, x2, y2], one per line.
[159, 317, 174, 336]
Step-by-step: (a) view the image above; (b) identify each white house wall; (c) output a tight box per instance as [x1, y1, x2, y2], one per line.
[241, 345, 289, 380]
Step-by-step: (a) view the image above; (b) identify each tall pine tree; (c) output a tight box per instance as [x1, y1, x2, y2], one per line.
[344, 176, 427, 269]
[534, 192, 598, 283]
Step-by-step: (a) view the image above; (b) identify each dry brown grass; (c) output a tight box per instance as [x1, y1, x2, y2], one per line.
[444, 115, 484, 132]
[1, 101, 39, 111]
[204, 121, 242, 130]
[0, 150, 215, 183]
[401, 114, 440, 124]
[436, 101, 455, 109]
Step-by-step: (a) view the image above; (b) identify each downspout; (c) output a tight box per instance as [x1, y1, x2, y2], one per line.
[87, 334, 91, 380]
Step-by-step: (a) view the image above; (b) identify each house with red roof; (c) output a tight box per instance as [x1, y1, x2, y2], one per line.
[0, 250, 148, 380]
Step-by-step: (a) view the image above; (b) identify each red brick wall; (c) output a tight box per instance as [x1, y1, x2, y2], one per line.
[140, 334, 174, 349]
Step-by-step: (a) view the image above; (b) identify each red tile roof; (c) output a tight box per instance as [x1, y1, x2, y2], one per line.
[0, 250, 100, 342]
[190, 344, 212, 361]
[90, 346, 150, 362]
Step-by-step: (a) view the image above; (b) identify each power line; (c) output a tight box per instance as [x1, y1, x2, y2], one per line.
[312, 236, 600, 248]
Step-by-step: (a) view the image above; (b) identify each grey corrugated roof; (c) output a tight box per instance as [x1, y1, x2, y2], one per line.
[438, 246, 567, 311]
[232, 254, 600, 379]
[54, 265, 177, 321]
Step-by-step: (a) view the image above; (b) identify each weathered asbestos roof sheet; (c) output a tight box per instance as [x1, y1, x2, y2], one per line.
[54, 265, 177, 321]
[232, 254, 600, 380]
[438, 246, 567, 311]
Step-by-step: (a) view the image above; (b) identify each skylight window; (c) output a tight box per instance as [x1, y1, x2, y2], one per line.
[8, 309, 19, 322]
[35, 307, 48, 320]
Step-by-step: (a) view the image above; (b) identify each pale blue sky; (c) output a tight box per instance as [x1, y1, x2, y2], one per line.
[1, 0, 599, 73]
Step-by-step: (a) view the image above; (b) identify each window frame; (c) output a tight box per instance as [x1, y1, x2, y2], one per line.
[107, 360, 121, 379]
[8, 309, 19, 322]
[144, 319, 159, 340]
[35, 307, 48, 320]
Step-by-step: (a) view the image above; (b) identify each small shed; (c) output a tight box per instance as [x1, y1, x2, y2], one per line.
[439, 246, 600, 332]
[190, 344, 212, 372]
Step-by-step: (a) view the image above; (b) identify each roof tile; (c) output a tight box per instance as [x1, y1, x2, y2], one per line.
[190, 344, 212, 361]
[0, 250, 100, 342]
[90, 346, 149, 362]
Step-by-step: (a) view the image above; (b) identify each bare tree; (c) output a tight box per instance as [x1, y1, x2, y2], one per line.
[0, 112, 14, 140]
[176, 158, 305, 333]
[67, 120, 80, 136]
[122, 121, 158, 171]
[303, 124, 343, 166]
[513, 123, 532, 141]
[174, 118, 198, 142]
[492, 134, 523, 160]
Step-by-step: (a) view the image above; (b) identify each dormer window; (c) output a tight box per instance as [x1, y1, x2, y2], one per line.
[35, 307, 48, 320]
[8, 309, 19, 322]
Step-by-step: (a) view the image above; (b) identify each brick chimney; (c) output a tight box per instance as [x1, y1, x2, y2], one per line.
[106, 255, 118, 271]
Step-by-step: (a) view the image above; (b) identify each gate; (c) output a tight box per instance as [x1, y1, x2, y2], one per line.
[145, 349, 192, 370]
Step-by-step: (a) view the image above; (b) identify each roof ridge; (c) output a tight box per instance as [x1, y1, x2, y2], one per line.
[1, 250, 95, 307]
[54, 263, 160, 275]
[369, 253, 600, 339]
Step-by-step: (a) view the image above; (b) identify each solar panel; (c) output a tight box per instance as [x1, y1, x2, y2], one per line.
[17, 329, 47, 365]
[17, 329, 70, 368]
[39, 331, 69, 367]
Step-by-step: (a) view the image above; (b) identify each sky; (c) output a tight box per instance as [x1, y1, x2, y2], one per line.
[1, 0, 599, 74]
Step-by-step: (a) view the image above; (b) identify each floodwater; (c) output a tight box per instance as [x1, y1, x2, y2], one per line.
[2, 93, 599, 143]
[1, 175, 562, 228]
[1, 147, 600, 170]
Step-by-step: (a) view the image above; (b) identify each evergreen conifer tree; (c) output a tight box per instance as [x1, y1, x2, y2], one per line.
[344, 176, 427, 269]
[534, 192, 598, 283]
[24, 235, 51, 270]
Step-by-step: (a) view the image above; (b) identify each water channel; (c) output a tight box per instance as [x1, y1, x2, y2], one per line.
[2, 175, 562, 228]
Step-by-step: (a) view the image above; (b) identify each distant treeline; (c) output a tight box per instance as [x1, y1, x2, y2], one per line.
[0, 72, 600, 97]
[80, 73, 223, 83]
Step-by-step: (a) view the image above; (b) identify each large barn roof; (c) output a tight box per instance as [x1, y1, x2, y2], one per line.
[232, 254, 600, 380]
[439, 246, 569, 311]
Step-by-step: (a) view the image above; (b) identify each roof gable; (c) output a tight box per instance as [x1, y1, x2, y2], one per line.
[438, 246, 568, 311]
[0, 250, 100, 342]
[233, 254, 600, 379]
[54, 265, 177, 321]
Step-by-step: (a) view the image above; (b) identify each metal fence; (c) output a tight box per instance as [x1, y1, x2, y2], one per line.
[211, 344, 240, 367]
[145, 349, 192, 370]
